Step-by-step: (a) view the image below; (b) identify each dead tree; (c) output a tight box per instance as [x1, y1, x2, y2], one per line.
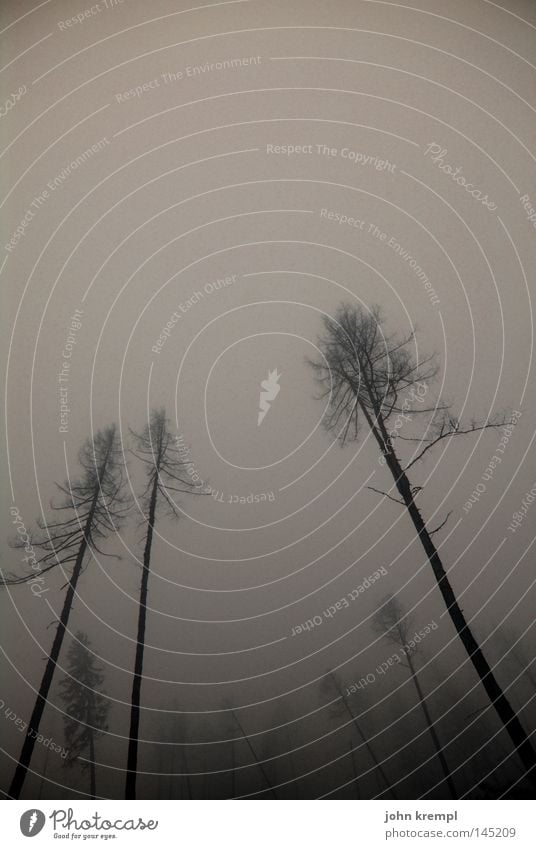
[59, 631, 109, 798]
[372, 595, 456, 797]
[322, 669, 397, 798]
[310, 303, 536, 786]
[231, 710, 278, 799]
[4, 424, 128, 798]
[125, 409, 201, 799]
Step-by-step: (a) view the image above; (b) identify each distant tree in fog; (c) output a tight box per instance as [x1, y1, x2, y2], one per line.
[310, 303, 536, 787]
[257, 703, 303, 799]
[321, 669, 397, 798]
[4, 424, 128, 799]
[231, 709, 278, 799]
[493, 625, 536, 694]
[372, 595, 455, 798]
[59, 631, 109, 798]
[152, 708, 194, 800]
[125, 409, 201, 799]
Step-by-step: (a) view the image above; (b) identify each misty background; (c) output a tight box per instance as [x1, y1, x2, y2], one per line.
[1, 0, 536, 799]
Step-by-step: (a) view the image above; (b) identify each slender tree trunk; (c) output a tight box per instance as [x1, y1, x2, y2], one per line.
[168, 746, 174, 799]
[182, 745, 193, 800]
[406, 651, 456, 798]
[88, 729, 96, 798]
[9, 493, 100, 799]
[349, 739, 360, 798]
[508, 644, 536, 692]
[345, 699, 396, 798]
[361, 400, 536, 786]
[230, 739, 236, 798]
[287, 732, 300, 799]
[232, 712, 278, 798]
[125, 475, 158, 799]
[331, 673, 396, 798]
[37, 743, 50, 799]
[157, 748, 165, 798]
[86, 690, 97, 798]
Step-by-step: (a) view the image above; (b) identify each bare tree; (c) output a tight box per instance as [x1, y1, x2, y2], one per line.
[59, 631, 109, 798]
[372, 595, 455, 797]
[147, 704, 195, 800]
[258, 705, 302, 799]
[231, 710, 278, 799]
[4, 424, 128, 798]
[322, 669, 397, 798]
[125, 409, 201, 799]
[493, 625, 536, 693]
[310, 303, 536, 786]
[348, 739, 360, 799]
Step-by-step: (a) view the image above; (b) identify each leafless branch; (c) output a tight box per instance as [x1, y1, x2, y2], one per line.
[429, 512, 453, 536]
[366, 485, 405, 506]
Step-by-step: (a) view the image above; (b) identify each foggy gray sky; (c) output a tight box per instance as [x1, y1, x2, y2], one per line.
[1, 0, 536, 799]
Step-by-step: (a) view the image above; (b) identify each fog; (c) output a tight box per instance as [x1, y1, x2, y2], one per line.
[1, 0, 535, 800]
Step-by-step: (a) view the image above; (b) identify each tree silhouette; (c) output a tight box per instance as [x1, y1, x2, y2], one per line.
[321, 669, 396, 798]
[59, 631, 109, 797]
[372, 595, 455, 797]
[125, 409, 201, 799]
[4, 424, 128, 798]
[310, 303, 536, 787]
[231, 709, 278, 799]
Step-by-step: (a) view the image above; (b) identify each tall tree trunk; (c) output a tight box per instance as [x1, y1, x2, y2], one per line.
[37, 743, 50, 799]
[230, 738, 236, 799]
[167, 746, 174, 799]
[9, 491, 100, 799]
[507, 643, 536, 692]
[287, 731, 300, 799]
[87, 689, 97, 798]
[182, 745, 193, 799]
[157, 747, 165, 798]
[406, 651, 456, 798]
[88, 728, 96, 798]
[330, 673, 396, 798]
[349, 739, 360, 798]
[361, 400, 536, 786]
[232, 712, 278, 798]
[344, 698, 396, 798]
[125, 475, 158, 799]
